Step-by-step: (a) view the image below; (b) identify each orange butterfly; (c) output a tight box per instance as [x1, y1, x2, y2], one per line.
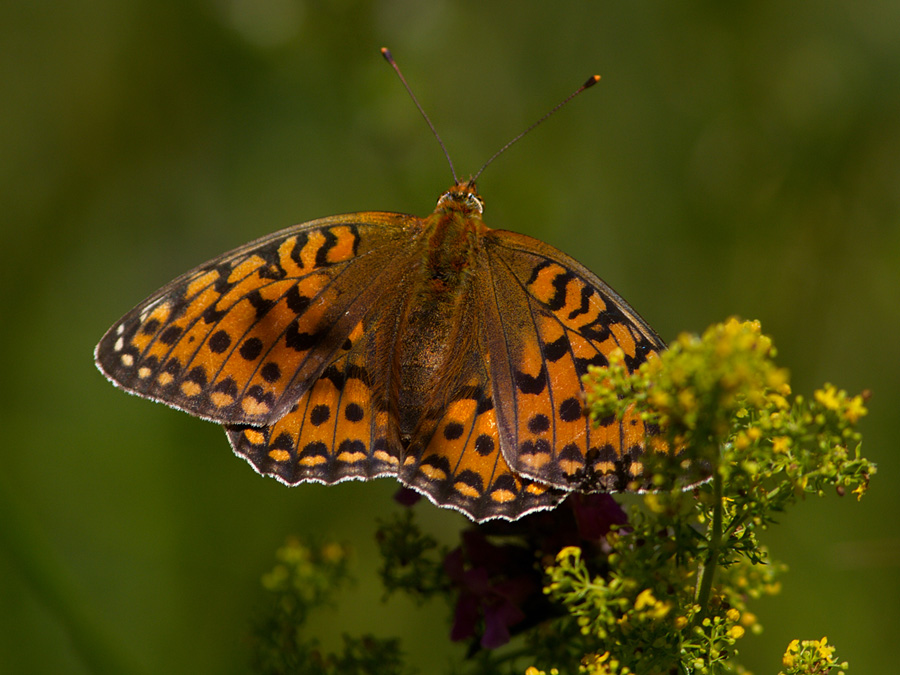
[95, 56, 667, 522]
[94, 177, 665, 521]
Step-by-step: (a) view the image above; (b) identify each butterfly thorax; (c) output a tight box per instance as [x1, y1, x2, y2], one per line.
[394, 184, 489, 438]
[423, 183, 488, 289]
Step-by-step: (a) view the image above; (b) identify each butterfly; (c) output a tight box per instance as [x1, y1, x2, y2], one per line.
[94, 176, 667, 522]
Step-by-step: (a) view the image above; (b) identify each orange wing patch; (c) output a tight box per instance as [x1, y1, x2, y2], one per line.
[400, 370, 566, 522]
[226, 337, 401, 485]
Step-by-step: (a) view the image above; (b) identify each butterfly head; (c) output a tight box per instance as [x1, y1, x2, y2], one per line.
[436, 181, 484, 216]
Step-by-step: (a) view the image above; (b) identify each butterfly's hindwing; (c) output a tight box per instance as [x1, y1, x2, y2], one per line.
[399, 341, 566, 521]
[226, 319, 404, 485]
[483, 231, 666, 492]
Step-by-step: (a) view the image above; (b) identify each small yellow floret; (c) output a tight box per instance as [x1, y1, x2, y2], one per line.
[635, 589, 656, 610]
[844, 395, 867, 423]
[783, 639, 800, 667]
[772, 436, 791, 453]
[814, 636, 835, 660]
[556, 546, 582, 562]
[815, 385, 841, 411]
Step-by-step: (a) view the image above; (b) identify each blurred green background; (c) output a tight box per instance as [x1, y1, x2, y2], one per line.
[2, 1, 898, 672]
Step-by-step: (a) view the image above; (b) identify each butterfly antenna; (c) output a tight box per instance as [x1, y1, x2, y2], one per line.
[472, 74, 601, 183]
[382, 47, 458, 183]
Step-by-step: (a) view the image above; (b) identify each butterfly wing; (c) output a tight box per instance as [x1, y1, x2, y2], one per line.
[223, 254, 567, 522]
[225, 312, 405, 486]
[480, 230, 666, 492]
[396, 320, 567, 521]
[95, 212, 416, 427]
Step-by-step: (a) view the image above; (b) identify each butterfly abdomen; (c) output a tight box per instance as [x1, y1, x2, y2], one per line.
[395, 235, 484, 435]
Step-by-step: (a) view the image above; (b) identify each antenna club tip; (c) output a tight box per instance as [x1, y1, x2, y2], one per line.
[381, 47, 393, 62]
[585, 74, 601, 88]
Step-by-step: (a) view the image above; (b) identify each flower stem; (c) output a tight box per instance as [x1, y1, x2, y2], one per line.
[695, 468, 723, 611]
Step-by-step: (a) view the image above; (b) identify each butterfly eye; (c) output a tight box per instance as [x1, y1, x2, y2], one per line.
[436, 190, 484, 214]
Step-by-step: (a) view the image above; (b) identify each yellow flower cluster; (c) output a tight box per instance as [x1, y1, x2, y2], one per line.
[525, 667, 560, 675]
[563, 320, 872, 674]
[584, 319, 796, 473]
[815, 384, 868, 424]
[780, 636, 845, 674]
[633, 589, 671, 620]
[526, 652, 632, 675]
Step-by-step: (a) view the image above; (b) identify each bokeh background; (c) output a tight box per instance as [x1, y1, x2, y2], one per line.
[2, 1, 898, 672]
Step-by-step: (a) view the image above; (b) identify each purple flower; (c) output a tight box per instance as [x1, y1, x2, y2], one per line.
[393, 486, 422, 507]
[444, 533, 536, 648]
[442, 493, 628, 649]
[571, 493, 629, 540]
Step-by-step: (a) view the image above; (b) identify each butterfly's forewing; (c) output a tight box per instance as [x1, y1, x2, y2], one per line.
[480, 230, 666, 492]
[95, 213, 414, 428]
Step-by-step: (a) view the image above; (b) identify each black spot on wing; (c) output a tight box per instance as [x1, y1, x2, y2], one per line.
[285, 321, 321, 352]
[515, 367, 547, 395]
[567, 285, 594, 321]
[544, 335, 569, 362]
[247, 289, 276, 319]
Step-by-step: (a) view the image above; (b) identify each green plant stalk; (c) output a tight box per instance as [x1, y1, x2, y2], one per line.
[694, 468, 723, 612]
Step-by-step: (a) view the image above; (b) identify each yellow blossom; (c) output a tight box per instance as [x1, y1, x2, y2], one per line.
[580, 652, 615, 675]
[843, 395, 867, 423]
[677, 388, 696, 411]
[643, 493, 665, 514]
[728, 625, 745, 639]
[772, 436, 791, 453]
[633, 589, 671, 619]
[556, 546, 582, 563]
[770, 393, 790, 409]
[650, 389, 671, 410]
[767, 367, 789, 390]
[815, 385, 841, 411]
[814, 636, 835, 660]
[321, 542, 345, 563]
[783, 639, 800, 667]
[635, 588, 656, 610]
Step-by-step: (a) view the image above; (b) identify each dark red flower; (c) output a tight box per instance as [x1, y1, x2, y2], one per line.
[441, 493, 628, 649]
